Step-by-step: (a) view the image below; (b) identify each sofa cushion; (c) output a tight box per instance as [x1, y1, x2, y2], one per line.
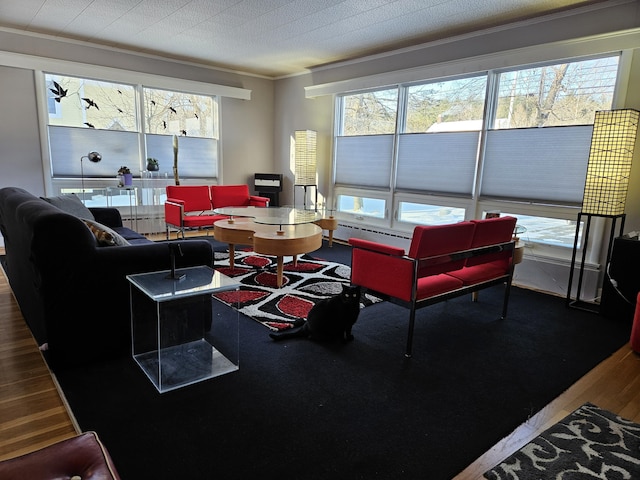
[42, 193, 95, 220]
[83, 219, 130, 246]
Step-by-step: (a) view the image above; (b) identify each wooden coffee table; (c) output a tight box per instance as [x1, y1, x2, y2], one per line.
[213, 207, 323, 287]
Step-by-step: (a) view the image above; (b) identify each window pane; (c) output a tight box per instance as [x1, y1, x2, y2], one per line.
[341, 88, 398, 135]
[495, 56, 619, 128]
[399, 202, 465, 225]
[143, 87, 217, 138]
[45, 74, 137, 131]
[502, 213, 580, 249]
[337, 195, 385, 219]
[406, 75, 487, 133]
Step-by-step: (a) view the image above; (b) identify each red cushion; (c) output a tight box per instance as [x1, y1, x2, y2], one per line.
[467, 216, 517, 267]
[447, 262, 509, 285]
[416, 274, 464, 300]
[182, 214, 226, 228]
[166, 185, 212, 211]
[210, 185, 251, 208]
[408, 222, 476, 276]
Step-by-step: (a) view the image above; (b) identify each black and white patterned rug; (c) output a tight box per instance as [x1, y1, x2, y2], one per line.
[484, 402, 640, 479]
[211, 249, 381, 331]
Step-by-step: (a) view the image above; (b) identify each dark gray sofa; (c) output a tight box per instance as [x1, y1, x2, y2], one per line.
[0, 187, 215, 370]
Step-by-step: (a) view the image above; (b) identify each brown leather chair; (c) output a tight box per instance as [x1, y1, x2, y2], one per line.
[0, 431, 121, 479]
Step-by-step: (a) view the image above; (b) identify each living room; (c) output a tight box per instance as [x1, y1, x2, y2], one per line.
[1, 0, 640, 478]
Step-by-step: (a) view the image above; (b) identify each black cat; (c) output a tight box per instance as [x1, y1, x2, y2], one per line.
[269, 284, 361, 343]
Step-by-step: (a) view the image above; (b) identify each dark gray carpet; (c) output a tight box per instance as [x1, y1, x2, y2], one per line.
[53, 240, 632, 480]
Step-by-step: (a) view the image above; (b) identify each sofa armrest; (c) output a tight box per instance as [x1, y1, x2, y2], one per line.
[44, 239, 215, 368]
[89, 207, 123, 228]
[348, 238, 406, 256]
[249, 195, 270, 207]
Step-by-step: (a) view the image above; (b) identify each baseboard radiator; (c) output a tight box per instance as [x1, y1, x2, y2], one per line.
[334, 223, 411, 250]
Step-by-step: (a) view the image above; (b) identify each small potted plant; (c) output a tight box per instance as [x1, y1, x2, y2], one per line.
[118, 166, 133, 186]
[146, 158, 159, 172]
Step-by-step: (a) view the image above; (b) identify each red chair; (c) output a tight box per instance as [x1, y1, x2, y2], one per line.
[165, 185, 224, 238]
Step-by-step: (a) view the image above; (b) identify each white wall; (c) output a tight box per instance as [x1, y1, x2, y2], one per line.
[0, 66, 47, 195]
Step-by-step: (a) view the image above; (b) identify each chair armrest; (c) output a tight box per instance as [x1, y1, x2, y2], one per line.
[348, 238, 405, 256]
[350, 240, 415, 302]
[249, 195, 270, 207]
[164, 199, 184, 227]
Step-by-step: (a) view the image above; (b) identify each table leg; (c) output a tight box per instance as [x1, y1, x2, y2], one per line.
[276, 256, 284, 287]
[229, 243, 236, 271]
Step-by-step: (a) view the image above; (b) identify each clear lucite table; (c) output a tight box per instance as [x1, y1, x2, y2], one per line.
[127, 266, 240, 393]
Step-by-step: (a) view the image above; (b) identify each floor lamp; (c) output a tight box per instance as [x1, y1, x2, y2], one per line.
[80, 151, 102, 204]
[567, 109, 639, 312]
[293, 130, 317, 210]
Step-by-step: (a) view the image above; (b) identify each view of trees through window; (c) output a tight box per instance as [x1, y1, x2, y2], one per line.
[143, 87, 217, 138]
[406, 75, 487, 133]
[334, 54, 620, 248]
[495, 57, 620, 128]
[47, 75, 137, 131]
[342, 88, 398, 135]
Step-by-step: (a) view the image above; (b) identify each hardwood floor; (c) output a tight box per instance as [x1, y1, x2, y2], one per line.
[0, 257, 78, 461]
[0, 244, 639, 476]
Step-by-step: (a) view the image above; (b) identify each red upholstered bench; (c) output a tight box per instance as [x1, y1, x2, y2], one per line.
[165, 184, 269, 238]
[349, 216, 517, 357]
[0, 431, 121, 479]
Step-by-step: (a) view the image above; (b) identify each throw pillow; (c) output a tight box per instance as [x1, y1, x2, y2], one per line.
[82, 219, 130, 247]
[42, 193, 95, 221]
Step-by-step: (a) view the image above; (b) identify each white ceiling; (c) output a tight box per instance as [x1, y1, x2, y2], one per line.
[0, 0, 610, 77]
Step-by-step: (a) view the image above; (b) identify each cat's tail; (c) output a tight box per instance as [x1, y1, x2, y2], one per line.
[269, 324, 307, 341]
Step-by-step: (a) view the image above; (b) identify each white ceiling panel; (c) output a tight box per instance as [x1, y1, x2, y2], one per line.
[0, 0, 615, 77]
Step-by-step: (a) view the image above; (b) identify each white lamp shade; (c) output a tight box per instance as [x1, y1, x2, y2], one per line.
[294, 130, 317, 185]
[582, 109, 639, 216]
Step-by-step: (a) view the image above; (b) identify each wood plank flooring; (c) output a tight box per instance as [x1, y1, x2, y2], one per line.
[0, 243, 639, 476]
[0, 260, 78, 461]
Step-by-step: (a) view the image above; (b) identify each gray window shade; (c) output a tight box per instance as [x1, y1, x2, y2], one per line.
[396, 132, 479, 195]
[335, 135, 393, 189]
[481, 126, 593, 205]
[146, 134, 217, 179]
[49, 126, 139, 177]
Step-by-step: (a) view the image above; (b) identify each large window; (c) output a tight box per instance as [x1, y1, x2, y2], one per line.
[333, 54, 621, 251]
[45, 74, 219, 181]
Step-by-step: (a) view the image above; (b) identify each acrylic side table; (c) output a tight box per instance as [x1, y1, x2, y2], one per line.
[127, 266, 240, 393]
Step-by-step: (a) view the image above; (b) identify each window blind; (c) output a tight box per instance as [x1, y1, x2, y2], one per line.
[481, 126, 593, 205]
[49, 126, 139, 177]
[145, 134, 217, 179]
[335, 135, 393, 189]
[396, 131, 479, 195]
